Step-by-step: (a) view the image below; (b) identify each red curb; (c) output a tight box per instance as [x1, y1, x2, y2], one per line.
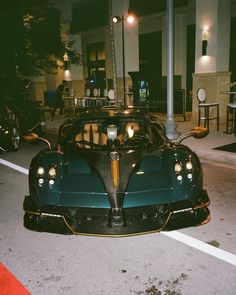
[0, 263, 31, 295]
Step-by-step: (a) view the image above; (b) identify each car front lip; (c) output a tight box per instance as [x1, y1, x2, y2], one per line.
[23, 190, 210, 236]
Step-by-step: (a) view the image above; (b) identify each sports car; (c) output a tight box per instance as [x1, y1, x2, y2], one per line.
[23, 107, 210, 236]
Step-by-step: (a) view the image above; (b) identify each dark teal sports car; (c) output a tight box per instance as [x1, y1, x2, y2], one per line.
[23, 107, 210, 236]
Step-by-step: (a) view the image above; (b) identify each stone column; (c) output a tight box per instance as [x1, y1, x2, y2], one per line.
[193, 0, 231, 128]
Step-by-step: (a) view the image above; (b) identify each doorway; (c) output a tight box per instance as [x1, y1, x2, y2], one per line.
[139, 31, 162, 107]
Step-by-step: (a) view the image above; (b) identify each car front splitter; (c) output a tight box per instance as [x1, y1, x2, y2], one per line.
[23, 195, 210, 237]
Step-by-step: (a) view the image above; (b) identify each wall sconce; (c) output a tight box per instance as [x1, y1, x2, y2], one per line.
[63, 52, 69, 71]
[63, 52, 72, 80]
[202, 30, 208, 56]
[64, 69, 72, 81]
[63, 52, 69, 62]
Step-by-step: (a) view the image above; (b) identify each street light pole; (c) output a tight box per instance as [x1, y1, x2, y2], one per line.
[165, 0, 179, 140]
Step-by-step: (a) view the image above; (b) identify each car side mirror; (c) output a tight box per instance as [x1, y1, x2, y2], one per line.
[176, 127, 208, 144]
[191, 127, 208, 139]
[23, 133, 39, 142]
[23, 133, 51, 149]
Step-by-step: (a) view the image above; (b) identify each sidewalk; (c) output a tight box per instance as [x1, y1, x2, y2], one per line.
[44, 112, 236, 168]
[177, 120, 236, 168]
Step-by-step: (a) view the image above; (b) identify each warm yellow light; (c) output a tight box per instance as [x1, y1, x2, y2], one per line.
[63, 52, 69, 61]
[64, 70, 72, 81]
[186, 161, 193, 170]
[48, 167, 56, 178]
[202, 30, 208, 41]
[37, 166, 44, 176]
[127, 15, 135, 24]
[174, 163, 182, 172]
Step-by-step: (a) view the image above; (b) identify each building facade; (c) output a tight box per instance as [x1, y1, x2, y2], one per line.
[32, 0, 236, 126]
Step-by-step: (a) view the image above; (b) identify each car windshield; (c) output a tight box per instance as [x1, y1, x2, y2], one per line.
[68, 116, 164, 149]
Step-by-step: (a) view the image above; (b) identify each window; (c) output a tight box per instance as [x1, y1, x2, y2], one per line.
[87, 42, 106, 89]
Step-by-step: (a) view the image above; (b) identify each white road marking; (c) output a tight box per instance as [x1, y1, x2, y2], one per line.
[162, 231, 236, 267]
[1, 157, 236, 267]
[0, 158, 29, 175]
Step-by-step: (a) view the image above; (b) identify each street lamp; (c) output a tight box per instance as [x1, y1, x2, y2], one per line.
[113, 14, 135, 105]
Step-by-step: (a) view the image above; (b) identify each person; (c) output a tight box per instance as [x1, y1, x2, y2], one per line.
[56, 80, 68, 114]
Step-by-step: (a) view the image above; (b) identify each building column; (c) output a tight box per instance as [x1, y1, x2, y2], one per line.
[192, 0, 231, 127]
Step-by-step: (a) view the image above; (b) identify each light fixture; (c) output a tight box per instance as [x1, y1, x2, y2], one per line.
[48, 166, 56, 178]
[64, 69, 72, 81]
[37, 166, 44, 177]
[186, 161, 193, 170]
[107, 125, 118, 141]
[63, 52, 69, 62]
[127, 15, 135, 24]
[202, 30, 208, 56]
[112, 16, 120, 24]
[174, 162, 182, 172]
[127, 125, 134, 138]
[63, 52, 70, 78]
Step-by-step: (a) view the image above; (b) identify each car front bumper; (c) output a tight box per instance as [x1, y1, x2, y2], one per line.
[23, 190, 210, 236]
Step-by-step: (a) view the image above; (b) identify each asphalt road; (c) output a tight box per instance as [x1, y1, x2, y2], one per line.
[0, 139, 236, 295]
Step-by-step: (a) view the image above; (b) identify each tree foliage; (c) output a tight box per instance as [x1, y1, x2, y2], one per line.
[0, 0, 81, 97]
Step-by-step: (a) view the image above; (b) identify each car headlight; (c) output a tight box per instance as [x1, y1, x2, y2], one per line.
[177, 175, 183, 181]
[48, 166, 56, 178]
[186, 161, 193, 170]
[37, 166, 44, 177]
[174, 162, 182, 172]
[49, 179, 55, 185]
[38, 178, 44, 186]
[187, 173, 193, 179]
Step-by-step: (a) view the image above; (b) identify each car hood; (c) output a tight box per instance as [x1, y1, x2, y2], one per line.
[62, 147, 171, 209]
